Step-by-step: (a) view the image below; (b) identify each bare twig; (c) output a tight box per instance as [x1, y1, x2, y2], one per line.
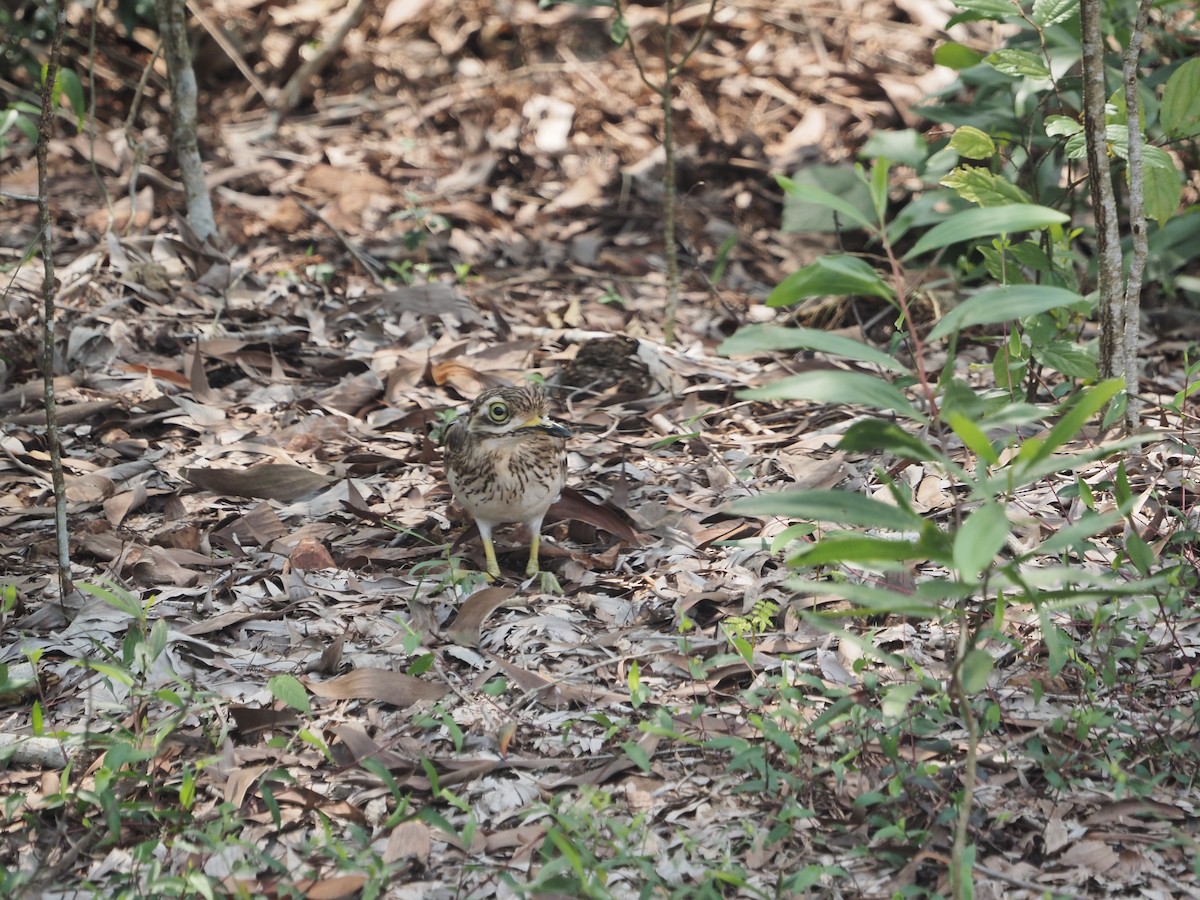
[1119, 0, 1155, 430]
[83, 4, 115, 232]
[271, 0, 369, 130]
[186, 0, 273, 106]
[1080, 0, 1128, 409]
[948, 624, 979, 900]
[296, 199, 386, 283]
[123, 42, 163, 236]
[36, 5, 73, 602]
[610, 0, 720, 344]
[155, 0, 217, 240]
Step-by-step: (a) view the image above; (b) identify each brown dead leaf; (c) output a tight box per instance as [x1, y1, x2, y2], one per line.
[489, 656, 626, 707]
[484, 825, 547, 853]
[77, 534, 202, 586]
[306, 668, 448, 708]
[550, 488, 641, 545]
[211, 502, 289, 549]
[228, 706, 301, 736]
[383, 820, 432, 864]
[1060, 839, 1120, 872]
[290, 538, 336, 570]
[444, 586, 518, 646]
[328, 724, 420, 772]
[292, 875, 368, 900]
[310, 635, 344, 675]
[182, 464, 335, 501]
[103, 483, 147, 527]
[570, 732, 662, 786]
[430, 359, 486, 395]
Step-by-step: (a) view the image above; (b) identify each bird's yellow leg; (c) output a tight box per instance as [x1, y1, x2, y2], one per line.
[525, 531, 541, 578]
[482, 534, 501, 581]
[526, 529, 562, 593]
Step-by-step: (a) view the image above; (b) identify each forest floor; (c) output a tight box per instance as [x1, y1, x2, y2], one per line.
[1, 0, 1198, 897]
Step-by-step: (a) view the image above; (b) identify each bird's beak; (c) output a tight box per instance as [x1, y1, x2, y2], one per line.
[522, 415, 572, 438]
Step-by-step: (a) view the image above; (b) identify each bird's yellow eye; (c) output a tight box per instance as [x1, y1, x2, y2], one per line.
[486, 401, 510, 423]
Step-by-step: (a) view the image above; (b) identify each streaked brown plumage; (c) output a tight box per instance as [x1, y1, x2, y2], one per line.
[444, 384, 571, 579]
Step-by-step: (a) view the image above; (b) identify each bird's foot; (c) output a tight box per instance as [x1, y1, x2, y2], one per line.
[531, 570, 563, 595]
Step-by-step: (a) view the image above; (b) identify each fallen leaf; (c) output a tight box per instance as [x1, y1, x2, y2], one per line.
[306, 668, 448, 708]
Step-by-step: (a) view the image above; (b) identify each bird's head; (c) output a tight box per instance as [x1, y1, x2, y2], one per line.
[463, 385, 572, 440]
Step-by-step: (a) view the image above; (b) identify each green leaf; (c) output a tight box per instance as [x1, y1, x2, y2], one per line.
[837, 420, 941, 461]
[788, 534, 923, 567]
[0, 108, 20, 138]
[777, 171, 875, 232]
[941, 166, 1032, 206]
[927, 285, 1085, 342]
[1038, 606, 1068, 676]
[718, 324, 910, 372]
[1044, 114, 1083, 137]
[87, 661, 136, 687]
[868, 159, 890, 222]
[837, 420, 972, 483]
[78, 580, 144, 618]
[620, 739, 652, 772]
[1031, 0, 1078, 27]
[1035, 339, 1097, 380]
[770, 522, 816, 553]
[946, 412, 1001, 467]
[881, 683, 921, 720]
[904, 205, 1069, 260]
[610, 14, 629, 45]
[12, 113, 38, 144]
[949, 126, 995, 160]
[1001, 434, 1158, 491]
[268, 674, 311, 714]
[985, 49, 1050, 79]
[1113, 460, 1132, 510]
[1124, 531, 1154, 576]
[769, 255, 894, 306]
[739, 370, 925, 422]
[934, 42, 984, 70]
[147, 618, 168, 663]
[1161, 58, 1200, 139]
[1140, 145, 1182, 225]
[1065, 124, 1130, 161]
[959, 649, 994, 694]
[953, 501, 1009, 582]
[952, 0, 1018, 19]
[794, 579, 945, 617]
[1033, 510, 1121, 556]
[56, 69, 86, 130]
[1011, 379, 1124, 475]
[730, 634, 754, 666]
[860, 130, 928, 168]
[731, 489, 926, 533]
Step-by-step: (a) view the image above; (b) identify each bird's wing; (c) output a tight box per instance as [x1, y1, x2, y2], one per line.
[444, 419, 467, 454]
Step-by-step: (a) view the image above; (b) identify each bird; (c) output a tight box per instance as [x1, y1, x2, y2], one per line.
[443, 384, 572, 581]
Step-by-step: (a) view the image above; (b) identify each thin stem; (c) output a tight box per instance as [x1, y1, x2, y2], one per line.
[1120, 0, 1154, 431]
[880, 233, 940, 420]
[949, 624, 979, 899]
[1080, 0, 1124, 386]
[36, 4, 73, 603]
[662, 0, 679, 344]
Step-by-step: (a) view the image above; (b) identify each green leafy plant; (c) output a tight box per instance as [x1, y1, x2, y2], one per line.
[715, 7, 1200, 895]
